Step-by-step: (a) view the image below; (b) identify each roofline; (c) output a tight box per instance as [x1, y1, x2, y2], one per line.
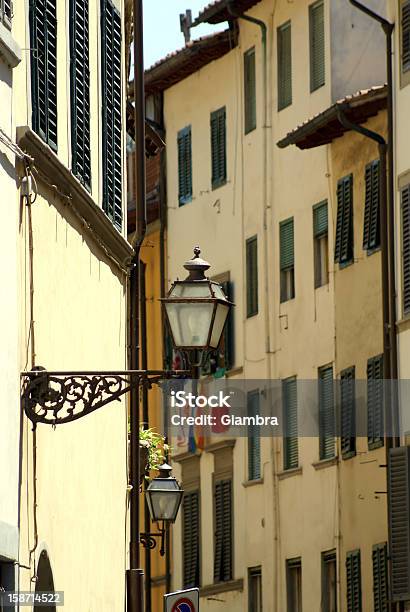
[192, 0, 262, 26]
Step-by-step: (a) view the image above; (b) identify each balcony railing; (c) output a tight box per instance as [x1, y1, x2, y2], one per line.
[0, 0, 12, 29]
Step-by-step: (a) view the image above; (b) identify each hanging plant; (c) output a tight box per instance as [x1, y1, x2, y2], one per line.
[139, 428, 169, 478]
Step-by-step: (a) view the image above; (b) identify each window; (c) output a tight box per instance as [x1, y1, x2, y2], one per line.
[246, 236, 258, 317]
[178, 126, 192, 205]
[286, 558, 302, 612]
[372, 543, 388, 612]
[346, 550, 362, 612]
[367, 355, 384, 449]
[248, 567, 262, 612]
[282, 377, 298, 470]
[70, 0, 91, 190]
[388, 446, 410, 601]
[277, 21, 292, 110]
[0, 0, 12, 28]
[313, 201, 328, 288]
[309, 0, 325, 91]
[340, 366, 356, 459]
[211, 107, 227, 189]
[280, 218, 295, 302]
[244, 47, 256, 133]
[101, 0, 123, 229]
[202, 277, 234, 376]
[334, 175, 354, 266]
[214, 479, 232, 583]
[322, 551, 337, 612]
[30, 0, 58, 151]
[0, 559, 15, 606]
[363, 160, 380, 252]
[401, 0, 410, 79]
[183, 491, 201, 588]
[402, 185, 410, 314]
[248, 390, 261, 480]
[318, 365, 335, 460]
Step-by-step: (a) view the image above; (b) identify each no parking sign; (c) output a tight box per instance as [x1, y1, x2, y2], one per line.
[164, 588, 199, 612]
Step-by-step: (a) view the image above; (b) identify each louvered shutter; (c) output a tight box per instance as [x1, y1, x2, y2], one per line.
[248, 391, 261, 480]
[101, 0, 123, 229]
[29, 0, 58, 151]
[372, 543, 388, 612]
[388, 447, 410, 601]
[341, 367, 356, 457]
[280, 218, 294, 270]
[363, 160, 380, 251]
[402, 0, 410, 72]
[319, 366, 335, 460]
[178, 126, 192, 205]
[244, 47, 256, 133]
[283, 377, 298, 470]
[309, 0, 325, 92]
[214, 479, 232, 583]
[346, 550, 362, 612]
[335, 175, 354, 264]
[246, 236, 258, 317]
[402, 186, 410, 314]
[183, 491, 200, 588]
[313, 201, 328, 237]
[277, 21, 292, 110]
[222, 280, 234, 371]
[2, 0, 12, 25]
[211, 107, 227, 189]
[367, 355, 384, 449]
[70, 0, 91, 189]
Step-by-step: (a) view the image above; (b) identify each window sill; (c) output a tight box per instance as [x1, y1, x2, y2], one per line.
[200, 579, 244, 598]
[0, 21, 21, 68]
[277, 466, 302, 480]
[368, 440, 384, 451]
[242, 477, 264, 488]
[312, 456, 338, 470]
[396, 314, 410, 333]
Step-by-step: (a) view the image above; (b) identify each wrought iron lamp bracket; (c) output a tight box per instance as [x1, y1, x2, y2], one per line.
[140, 523, 166, 556]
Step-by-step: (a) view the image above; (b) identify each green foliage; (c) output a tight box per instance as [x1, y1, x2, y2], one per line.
[139, 428, 170, 475]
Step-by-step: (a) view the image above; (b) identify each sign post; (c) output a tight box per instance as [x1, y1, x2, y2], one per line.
[164, 588, 199, 612]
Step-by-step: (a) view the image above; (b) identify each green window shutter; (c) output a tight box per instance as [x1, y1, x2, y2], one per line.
[214, 479, 232, 583]
[211, 107, 227, 189]
[402, 186, 410, 314]
[101, 0, 123, 230]
[277, 21, 292, 110]
[29, 0, 58, 151]
[309, 0, 325, 92]
[183, 490, 200, 588]
[244, 47, 256, 133]
[280, 217, 294, 270]
[335, 174, 354, 264]
[222, 280, 234, 371]
[372, 543, 388, 612]
[319, 365, 335, 460]
[282, 377, 298, 470]
[178, 126, 192, 205]
[341, 366, 356, 458]
[402, 0, 410, 72]
[248, 391, 261, 480]
[313, 201, 328, 237]
[367, 354, 384, 449]
[346, 550, 362, 612]
[363, 160, 381, 251]
[70, 0, 91, 190]
[2, 0, 12, 25]
[246, 236, 258, 317]
[388, 446, 410, 601]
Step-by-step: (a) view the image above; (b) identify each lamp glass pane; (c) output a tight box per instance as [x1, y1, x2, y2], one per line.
[165, 302, 214, 347]
[146, 479, 183, 521]
[170, 282, 212, 298]
[211, 282, 228, 300]
[209, 303, 229, 348]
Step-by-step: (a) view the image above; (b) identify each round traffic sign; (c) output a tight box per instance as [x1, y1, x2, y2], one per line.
[171, 598, 196, 612]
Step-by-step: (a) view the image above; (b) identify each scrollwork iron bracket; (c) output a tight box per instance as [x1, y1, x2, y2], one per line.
[140, 524, 166, 556]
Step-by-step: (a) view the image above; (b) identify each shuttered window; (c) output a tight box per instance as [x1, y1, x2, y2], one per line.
[341, 366, 356, 458]
[183, 490, 200, 588]
[277, 21, 292, 110]
[248, 391, 261, 480]
[101, 0, 122, 229]
[178, 126, 192, 205]
[286, 558, 302, 612]
[1, 0, 12, 28]
[70, 0, 91, 190]
[388, 446, 410, 601]
[280, 217, 295, 302]
[211, 107, 227, 189]
[248, 567, 263, 612]
[313, 201, 329, 288]
[309, 0, 325, 92]
[319, 365, 335, 460]
[322, 550, 337, 612]
[282, 377, 298, 470]
[29, 0, 58, 151]
[372, 543, 388, 612]
[363, 160, 380, 251]
[244, 47, 256, 134]
[367, 354, 384, 449]
[402, 0, 410, 73]
[402, 185, 410, 314]
[246, 236, 258, 317]
[214, 479, 232, 583]
[202, 278, 234, 376]
[335, 175, 354, 265]
[346, 550, 362, 612]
